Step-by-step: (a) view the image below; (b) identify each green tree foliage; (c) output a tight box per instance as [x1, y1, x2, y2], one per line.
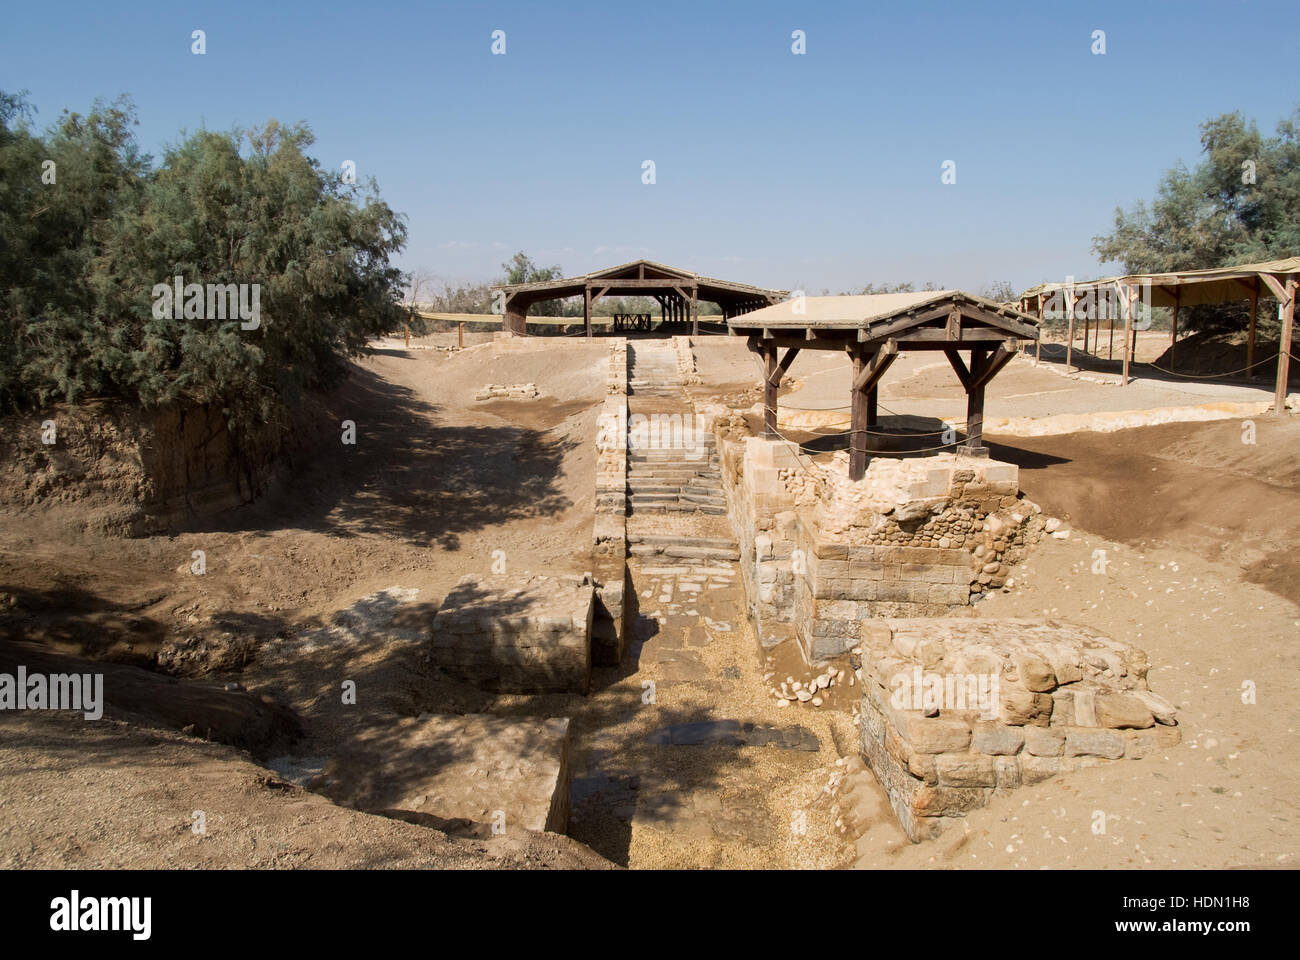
[0, 92, 407, 426]
[499, 251, 565, 316]
[1092, 107, 1300, 335]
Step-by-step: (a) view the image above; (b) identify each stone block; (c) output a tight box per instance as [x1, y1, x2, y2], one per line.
[1023, 725, 1065, 757]
[971, 722, 1025, 756]
[936, 753, 997, 788]
[897, 713, 972, 754]
[1064, 727, 1126, 759]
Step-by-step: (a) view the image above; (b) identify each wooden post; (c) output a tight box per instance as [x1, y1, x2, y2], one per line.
[1274, 274, 1295, 416]
[505, 296, 527, 337]
[1248, 279, 1259, 377]
[850, 350, 868, 481]
[1035, 298, 1042, 364]
[1169, 288, 1180, 370]
[584, 285, 592, 338]
[1065, 293, 1076, 373]
[691, 289, 698, 337]
[458, 321, 464, 349]
[966, 348, 987, 454]
[763, 342, 778, 439]
[1118, 286, 1130, 385]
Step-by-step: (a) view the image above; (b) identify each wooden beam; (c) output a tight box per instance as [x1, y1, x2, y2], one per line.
[769, 347, 800, 386]
[852, 341, 898, 392]
[944, 349, 971, 389]
[970, 342, 1017, 390]
[1260, 272, 1288, 302]
[584, 286, 592, 338]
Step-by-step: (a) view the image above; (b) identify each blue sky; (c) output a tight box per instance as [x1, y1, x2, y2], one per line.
[3, 0, 1296, 295]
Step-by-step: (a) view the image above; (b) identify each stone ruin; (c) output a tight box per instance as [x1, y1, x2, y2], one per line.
[855, 618, 1180, 841]
[718, 434, 1045, 662]
[474, 382, 539, 400]
[428, 574, 594, 694]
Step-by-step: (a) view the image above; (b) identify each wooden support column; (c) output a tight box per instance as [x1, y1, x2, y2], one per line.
[1121, 285, 1133, 386]
[1272, 274, 1295, 415]
[850, 342, 898, 481]
[1065, 293, 1076, 373]
[458, 321, 464, 348]
[504, 296, 528, 337]
[1169, 288, 1180, 369]
[584, 286, 592, 338]
[851, 350, 868, 481]
[763, 342, 779, 439]
[691, 289, 698, 336]
[1035, 299, 1042, 364]
[966, 347, 987, 455]
[1248, 279, 1259, 376]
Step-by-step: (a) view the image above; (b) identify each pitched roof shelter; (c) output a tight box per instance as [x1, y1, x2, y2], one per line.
[1018, 257, 1298, 412]
[494, 259, 786, 336]
[729, 291, 1040, 480]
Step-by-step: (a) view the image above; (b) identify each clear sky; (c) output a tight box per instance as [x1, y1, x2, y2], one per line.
[3, 0, 1296, 295]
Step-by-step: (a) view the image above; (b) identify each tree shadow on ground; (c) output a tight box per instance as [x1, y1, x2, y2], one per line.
[183, 362, 579, 550]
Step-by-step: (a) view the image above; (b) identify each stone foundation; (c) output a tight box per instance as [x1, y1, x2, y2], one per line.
[855, 618, 1180, 841]
[320, 713, 572, 834]
[715, 425, 1044, 662]
[429, 574, 594, 693]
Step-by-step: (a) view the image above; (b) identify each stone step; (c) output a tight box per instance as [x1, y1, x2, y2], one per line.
[629, 540, 740, 560]
[628, 503, 727, 517]
[626, 482, 682, 495]
[679, 492, 726, 506]
[628, 470, 719, 481]
[629, 534, 739, 551]
[681, 484, 723, 497]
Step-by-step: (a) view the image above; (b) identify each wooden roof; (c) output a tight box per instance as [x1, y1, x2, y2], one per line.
[1020, 256, 1300, 310]
[495, 258, 786, 307]
[728, 291, 1040, 348]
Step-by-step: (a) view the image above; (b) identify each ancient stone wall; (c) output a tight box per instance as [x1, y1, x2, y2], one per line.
[592, 337, 630, 666]
[855, 618, 1180, 841]
[714, 425, 1046, 663]
[429, 574, 594, 693]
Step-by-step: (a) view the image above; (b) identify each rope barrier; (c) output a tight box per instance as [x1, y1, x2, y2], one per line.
[756, 401, 972, 458]
[1140, 353, 1280, 379]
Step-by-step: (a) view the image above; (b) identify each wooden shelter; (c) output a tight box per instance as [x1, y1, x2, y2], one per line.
[729, 292, 1040, 480]
[1019, 257, 1298, 413]
[494, 259, 785, 337]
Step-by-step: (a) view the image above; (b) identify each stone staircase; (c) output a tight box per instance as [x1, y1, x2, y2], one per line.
[628, 342, 682, 398]
[627, 342, 727, 517]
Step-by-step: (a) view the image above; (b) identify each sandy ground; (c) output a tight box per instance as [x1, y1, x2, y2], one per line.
[1, 330, 1297, 869]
